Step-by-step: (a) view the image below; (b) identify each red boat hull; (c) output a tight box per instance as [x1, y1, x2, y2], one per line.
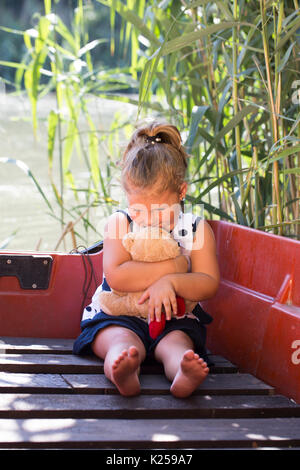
[0, 250, 102, 339]
[203, 221, 300, 404]
[0, 221, 300, 403]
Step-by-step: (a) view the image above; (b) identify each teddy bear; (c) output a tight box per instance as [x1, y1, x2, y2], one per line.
[98, 226, 197, 339]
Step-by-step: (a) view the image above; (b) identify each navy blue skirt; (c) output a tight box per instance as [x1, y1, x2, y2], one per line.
[73, 304, 213, 364]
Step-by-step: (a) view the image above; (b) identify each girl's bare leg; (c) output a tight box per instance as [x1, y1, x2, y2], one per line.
[92, 325, 146, 396]
[154, 330, 209, 398]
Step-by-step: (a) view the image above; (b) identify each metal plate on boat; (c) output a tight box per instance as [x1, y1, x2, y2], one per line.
[0, 254, 53, 290]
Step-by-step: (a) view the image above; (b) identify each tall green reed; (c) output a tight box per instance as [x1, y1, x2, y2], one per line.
[0, 0, 138, 249]
[99, 0, 300, 239]
[1, 0, 300, 246]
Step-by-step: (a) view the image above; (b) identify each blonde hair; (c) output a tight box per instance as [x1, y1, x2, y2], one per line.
[121, 120, 189, 195]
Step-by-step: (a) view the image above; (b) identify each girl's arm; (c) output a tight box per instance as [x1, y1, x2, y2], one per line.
[138, 220, 220, 322]
[166, 220, 220, 301]
[103, 212, 188, 292]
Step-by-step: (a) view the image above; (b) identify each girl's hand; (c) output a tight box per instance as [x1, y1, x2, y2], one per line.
[138, 276, 177, 322]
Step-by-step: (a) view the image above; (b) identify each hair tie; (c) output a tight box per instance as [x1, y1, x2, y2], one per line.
[145, 135, 162, 145]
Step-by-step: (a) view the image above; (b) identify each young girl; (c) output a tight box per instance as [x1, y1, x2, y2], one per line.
[73, 121, 220, 398]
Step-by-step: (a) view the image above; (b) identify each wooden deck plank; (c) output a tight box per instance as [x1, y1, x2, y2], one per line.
[0, 338, 212, 356]
[0, 354, 237, 374]
[0, 417, 300, 448]
[0, 354, 105, 374]
[0, 393, 298, 419]
[0, 372, 72, 394]
[0, 372, 274, 395]
[0, 337, 74, 355]
[62, 373, 275, 395]
[0, 337, 236, 371]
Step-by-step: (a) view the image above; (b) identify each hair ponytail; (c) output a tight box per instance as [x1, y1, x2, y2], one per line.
[121, 120, 189, 194]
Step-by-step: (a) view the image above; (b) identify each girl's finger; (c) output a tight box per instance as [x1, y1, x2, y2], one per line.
[154, 303, 162, 322]
[148, 301, 155, 322]
[170, 295, 177, 317]
[163, 299, 172, 321]
[138, 290, 149, 304]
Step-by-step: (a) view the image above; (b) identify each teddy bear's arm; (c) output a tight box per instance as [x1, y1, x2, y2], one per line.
[98, 291, 149, 318]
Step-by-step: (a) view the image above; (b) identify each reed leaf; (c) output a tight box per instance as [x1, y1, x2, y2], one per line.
[0, 230, 19, 250]
[0, 60, 27, 69]
[185, 106, 210, 152]
[192, 104, 257, 177]
[47, 110, 58, 171]
[186, 196, 235, 222]
[96, 0, 160, 47]
[0, 158, 53, 212]
[161, 22, 246, 56]
[195, 168, 251, 201]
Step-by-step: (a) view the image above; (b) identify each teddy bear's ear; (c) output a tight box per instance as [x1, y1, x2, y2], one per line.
[122, 232, 135, 252]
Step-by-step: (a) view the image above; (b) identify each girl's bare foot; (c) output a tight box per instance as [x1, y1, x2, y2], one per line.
[111, 346, 141, 396]
[170, 350, 209, 398]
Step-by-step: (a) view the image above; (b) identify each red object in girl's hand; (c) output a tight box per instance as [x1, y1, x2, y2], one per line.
[176, 295, 186, 317]
[148, 313, 166, 340]
[149, 296, 185, 339]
